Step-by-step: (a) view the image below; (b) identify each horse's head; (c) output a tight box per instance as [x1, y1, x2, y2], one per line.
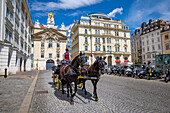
[78, 52, 88, 67]
[71, 52, 88, 68]
[96, 56, 106, 74]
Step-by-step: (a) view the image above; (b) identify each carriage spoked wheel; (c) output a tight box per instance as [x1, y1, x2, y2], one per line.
[56, 75, 60, 90]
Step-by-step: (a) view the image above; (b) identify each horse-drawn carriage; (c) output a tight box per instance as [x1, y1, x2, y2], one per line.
[52, 52, 106, 104]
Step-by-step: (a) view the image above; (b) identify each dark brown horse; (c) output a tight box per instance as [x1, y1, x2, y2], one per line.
[80, 56, 106, 101]
[59, 53, 87, 104]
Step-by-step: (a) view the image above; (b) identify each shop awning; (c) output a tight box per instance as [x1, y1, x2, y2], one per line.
[115, 60, 121, 63]
[124, 60, 129, 62]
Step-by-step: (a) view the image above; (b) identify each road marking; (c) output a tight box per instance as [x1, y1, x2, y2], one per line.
[18, 71, 39, 113]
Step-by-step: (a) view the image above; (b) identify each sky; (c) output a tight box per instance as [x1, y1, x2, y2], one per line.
[28, 0, 170, 33]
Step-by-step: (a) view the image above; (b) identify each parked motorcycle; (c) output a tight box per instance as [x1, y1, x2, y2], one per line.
[164, 68, 170, 83]
[107, 66, 114, 75]
[113, 66, 120, 75]
[125, 67, 133, 77]
[147, 67, 163, 80]
[119, 66, 125, 76]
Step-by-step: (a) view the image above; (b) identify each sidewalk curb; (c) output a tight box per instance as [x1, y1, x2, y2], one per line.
[18, 70, 39, 113]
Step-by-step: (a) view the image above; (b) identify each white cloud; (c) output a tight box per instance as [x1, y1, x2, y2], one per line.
[125, 0, 170, 29]
[107, 7, 123, 18]
[66, 11, 89, 16]
[30, 0, 103, 11]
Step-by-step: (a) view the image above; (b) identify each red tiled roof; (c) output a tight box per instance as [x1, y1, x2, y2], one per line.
[40, 25, 45, 28]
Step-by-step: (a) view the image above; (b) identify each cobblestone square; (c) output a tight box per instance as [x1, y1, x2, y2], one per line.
[29, 70, 170, 113]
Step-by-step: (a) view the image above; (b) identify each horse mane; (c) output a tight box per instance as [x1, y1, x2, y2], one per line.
[92, 59, 99, 67]
[71, 55, 80, 65]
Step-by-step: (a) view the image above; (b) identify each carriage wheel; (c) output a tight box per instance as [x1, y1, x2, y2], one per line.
[56, 75, 60, 90]
[52, 74, 55, 85]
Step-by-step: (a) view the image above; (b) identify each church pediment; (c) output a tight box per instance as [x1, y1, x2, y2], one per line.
[32, 28, 67, 41]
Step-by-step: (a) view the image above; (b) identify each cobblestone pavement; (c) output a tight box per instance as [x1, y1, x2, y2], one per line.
[29, 70, 170, 113]
[0, 70, 38, 113]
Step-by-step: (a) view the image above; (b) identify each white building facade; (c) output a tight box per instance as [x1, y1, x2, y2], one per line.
[71, 13, 131, 65]
[0, 0, 33, 75]
[141, 19, 168, 64]
[32, 13, 67, 70]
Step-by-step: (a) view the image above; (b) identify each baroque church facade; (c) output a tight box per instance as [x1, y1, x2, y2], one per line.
[32, 13, 67, 70]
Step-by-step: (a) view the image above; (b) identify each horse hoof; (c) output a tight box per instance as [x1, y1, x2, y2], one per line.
[93, 95, 96, 98]
[70, 101, 74, 105]
[95, 98, 98, 102]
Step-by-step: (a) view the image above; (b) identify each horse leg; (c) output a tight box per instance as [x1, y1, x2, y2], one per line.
[72, 80, 77, 97]
[61, 80, 64, 94]
[69, 83, 74, 105]
[91, 80, 99, 101]
[94, 80, 99, 101]
[67, 83, 69, 97]
[82, 80, 87, 95]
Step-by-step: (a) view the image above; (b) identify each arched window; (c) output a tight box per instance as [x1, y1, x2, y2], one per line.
[116, 57, 120, 60]
[124, 57, 128, 60]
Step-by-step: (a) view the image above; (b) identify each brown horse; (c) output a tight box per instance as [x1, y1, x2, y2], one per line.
[59, 53, 87, 104]
[80, 56, 106, 101]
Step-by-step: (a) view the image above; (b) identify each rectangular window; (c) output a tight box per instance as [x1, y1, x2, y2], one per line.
[85, 37, 87, 42]
[96, 46, 97, 51]
[85, 29, 87, 34]
[57, 43, 60, 48]
[166, 43, 169, 50]
[41, 53, 44, 58]
[143, 48, 145, 52]
[124, 33, 126, 37]
[103, 46, 105, 51]
[152, 54, 155, 58]
[152, 45, 155, 50]
[95, 38, 97, 43]
[118, 47, 119, 52]
[125, 47, 127, 52]
[98, 30, 100, 34]
[103, 38, 105, 43]
[165, 35, 169, 40]
[157, 32, 159, 35]
[85, 46, 88, 51]
[49, 53, 52, 58]
[158, 37, 160, 42]
[152, 39, 154, 43]
[98, 46, 100, 51]
[107, 46, 109, 51]
[48, 40, 53, 48]
[115, 47, 117, 52]
[41, 42, 44, 47]
[57, 54, 60, 58]
[95, 30, 97, 34]
[98, 38, 100, 43]
[124, 40, 126, 44]
[147, 47, 149, 51]
[147, 40, 149, 45]
[158, 44, 161, 50]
